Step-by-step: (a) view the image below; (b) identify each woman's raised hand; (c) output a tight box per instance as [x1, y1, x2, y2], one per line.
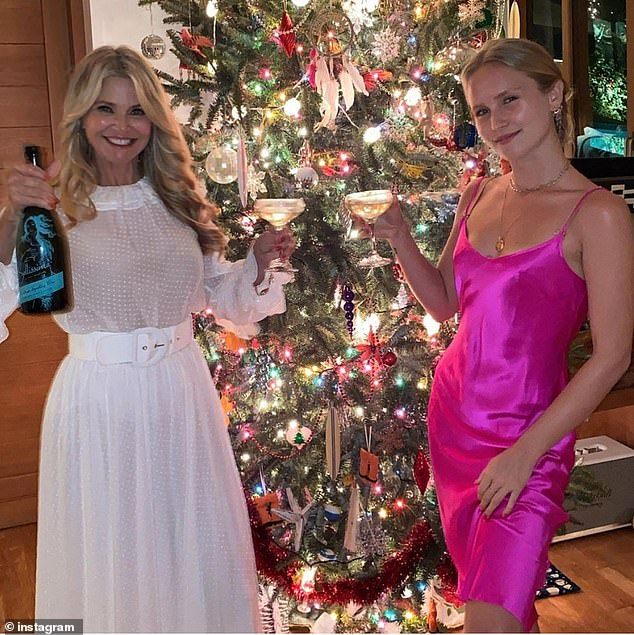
[6, 160, 61, 217]
[371, 195, 409, 245]
[252, 227, 296, 284]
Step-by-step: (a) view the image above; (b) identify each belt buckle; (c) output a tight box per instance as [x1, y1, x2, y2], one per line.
[133, 327, 172, 367]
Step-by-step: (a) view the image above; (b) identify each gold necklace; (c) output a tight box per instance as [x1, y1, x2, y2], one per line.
[495, 182, 514, 254]
[509, 161, 571, 193]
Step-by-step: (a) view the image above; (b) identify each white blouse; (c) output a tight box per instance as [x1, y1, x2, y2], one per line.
[0, 177, 288, 340]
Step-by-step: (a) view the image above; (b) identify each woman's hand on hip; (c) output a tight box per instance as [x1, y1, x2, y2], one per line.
[475, 445, 537, 518]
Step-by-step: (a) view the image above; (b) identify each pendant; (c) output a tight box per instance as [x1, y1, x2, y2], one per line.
[495, 236, 505, 254]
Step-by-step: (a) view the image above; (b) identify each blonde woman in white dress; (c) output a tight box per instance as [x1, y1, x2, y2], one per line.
[0, 46, 293, 633]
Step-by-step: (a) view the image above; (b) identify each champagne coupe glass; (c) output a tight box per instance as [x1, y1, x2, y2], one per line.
[344, 189, 393, 268]
[253, 198, 305, 274]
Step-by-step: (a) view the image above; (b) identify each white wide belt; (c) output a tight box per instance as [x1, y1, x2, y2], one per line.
[68, 319, 194, 367]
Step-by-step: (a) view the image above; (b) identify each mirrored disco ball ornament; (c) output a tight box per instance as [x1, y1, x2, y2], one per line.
[205, 145, 238, 184]
[140, 34, 166, 60]
[294, 165, 319, 189]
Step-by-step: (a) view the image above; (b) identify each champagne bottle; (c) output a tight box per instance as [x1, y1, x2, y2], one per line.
[16, 146, 69, 313]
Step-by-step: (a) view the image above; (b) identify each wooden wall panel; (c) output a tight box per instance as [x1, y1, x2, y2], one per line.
[0, 0, 71, 529]
[42, 0, 72, 149]
[0, 498, 38, 532]
[0, 128, 53, 171]
[0, 87, 50, 128]
[0, 311, 65, 528]
[579, 406, 634, 449]
[0, 1, 43, 44]
[0, 475, 38, 502]
[0, 128, 53, 201]
[0, 44, 46, 86]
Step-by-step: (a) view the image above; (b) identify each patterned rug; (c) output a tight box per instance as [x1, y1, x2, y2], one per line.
[536, 564, 581, 599]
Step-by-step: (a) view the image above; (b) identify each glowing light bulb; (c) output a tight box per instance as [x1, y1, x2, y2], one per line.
[423, 313, 440, 336]
[300, 566, 317, 592]
[363, 126, 382, 144]
[206, 0, 218, 18]
[283, 97, 302, 117]
[404, 86, 422, 106]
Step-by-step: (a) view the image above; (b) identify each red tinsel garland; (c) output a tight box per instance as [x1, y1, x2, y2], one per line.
[247, 494, 447, 605]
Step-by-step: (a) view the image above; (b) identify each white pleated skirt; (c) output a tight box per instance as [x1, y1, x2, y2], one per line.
[34, 342, 261, 633]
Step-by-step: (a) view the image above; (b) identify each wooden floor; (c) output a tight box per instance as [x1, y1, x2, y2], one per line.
[0, 524, 632, 632]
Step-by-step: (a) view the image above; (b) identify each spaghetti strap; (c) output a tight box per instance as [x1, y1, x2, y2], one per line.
[561, 186, 603, 236]
[464, 176, 488, 220]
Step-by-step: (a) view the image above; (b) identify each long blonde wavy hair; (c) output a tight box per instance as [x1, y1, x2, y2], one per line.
[57, 45, 226, 254]
[461, 38, 575, 149]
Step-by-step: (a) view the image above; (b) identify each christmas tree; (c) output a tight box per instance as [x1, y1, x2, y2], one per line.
[139, 0, 505, 630]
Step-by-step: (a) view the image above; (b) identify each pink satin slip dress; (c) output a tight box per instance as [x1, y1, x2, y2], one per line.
[427, 177, 601, 630]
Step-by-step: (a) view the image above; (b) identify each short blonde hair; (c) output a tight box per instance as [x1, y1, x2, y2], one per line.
[57, 45, 226, 254]
[461, 38, 574, 148]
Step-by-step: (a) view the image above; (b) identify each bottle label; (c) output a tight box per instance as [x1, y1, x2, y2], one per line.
[19, 271, 65, 303]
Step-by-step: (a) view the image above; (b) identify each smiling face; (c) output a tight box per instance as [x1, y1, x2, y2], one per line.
[463, 62, 561, 162]
[81, 76, 152, 185]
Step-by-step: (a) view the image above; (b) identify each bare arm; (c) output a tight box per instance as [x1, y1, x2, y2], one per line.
[374, 179, 482, 322]
[517, 193, 633, 462]
[477, 192, 634, 517]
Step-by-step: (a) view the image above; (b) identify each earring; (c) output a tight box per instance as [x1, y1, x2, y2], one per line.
[552, 106, 563, 139]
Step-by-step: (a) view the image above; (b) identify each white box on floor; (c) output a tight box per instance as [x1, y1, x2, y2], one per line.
[553, 435, 634, 542]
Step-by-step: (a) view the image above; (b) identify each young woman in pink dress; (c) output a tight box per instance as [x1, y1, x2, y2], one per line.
[374, 38, 633, 632]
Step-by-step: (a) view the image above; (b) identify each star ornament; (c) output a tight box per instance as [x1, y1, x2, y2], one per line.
[271, 11, 297, 57]
[356, 329, 386, 367]
[272, 488, 314, 551]
[179, 27, 215, 58]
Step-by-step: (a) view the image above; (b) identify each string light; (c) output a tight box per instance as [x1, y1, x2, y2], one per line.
[423, 313, 440, 336]
[363, 125, 382, 144]
[206, 0, 218, 18]
[393, 498, 406, 511]
[283, 97, 302, 117]
[404, 86, 422, 106]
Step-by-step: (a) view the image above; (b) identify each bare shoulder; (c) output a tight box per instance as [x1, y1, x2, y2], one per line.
[577, 186, 631, 235]
[455, 175, 500, 218]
